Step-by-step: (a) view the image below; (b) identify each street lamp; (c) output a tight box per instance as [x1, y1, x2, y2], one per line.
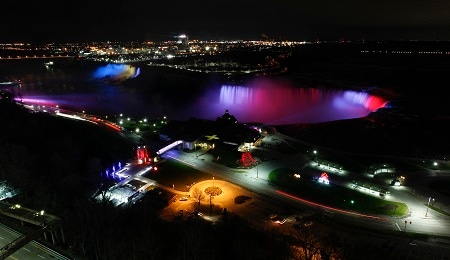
[313, 150, 318, 166]
[213, 175, 215, 188]
[425, 197, 433, 217]
[256, 160, 259, 178]
[35, 210, 45, 226]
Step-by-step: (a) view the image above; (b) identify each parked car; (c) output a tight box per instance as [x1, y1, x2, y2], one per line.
[269, 214, 277, 220]
[270, 215, 286, 224]
[275, 217, 287, 224]
[191, 210, 203, 217]
[304, 220, 313, 227]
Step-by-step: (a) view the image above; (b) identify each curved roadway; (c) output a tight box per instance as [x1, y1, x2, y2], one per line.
[161, 131, 450, 238]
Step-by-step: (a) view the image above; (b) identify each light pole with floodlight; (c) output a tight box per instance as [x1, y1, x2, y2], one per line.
[194, 143, 198, 158]
[40, 210, 46, 225]
[425, 197, 433, 217]
[313, 150, 318, 166]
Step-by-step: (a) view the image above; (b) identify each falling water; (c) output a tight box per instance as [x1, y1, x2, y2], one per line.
[189, 78, 387, 125]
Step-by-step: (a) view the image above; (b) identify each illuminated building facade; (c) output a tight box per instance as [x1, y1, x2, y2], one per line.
[136, 145, 150, 164]
[176, 34, 189, 53]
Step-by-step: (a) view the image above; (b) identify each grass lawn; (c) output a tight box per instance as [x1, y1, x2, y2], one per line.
[268, 167, 409, 216]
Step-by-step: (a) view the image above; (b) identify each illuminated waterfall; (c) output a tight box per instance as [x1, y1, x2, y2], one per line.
[190, 79, 388, 125]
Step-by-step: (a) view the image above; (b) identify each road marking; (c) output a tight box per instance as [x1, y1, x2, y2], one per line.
[395, 222, 401, 231]
[24, 247, 31, 252]
[0, 236, 3, 239]
[38, 254, 45, 258]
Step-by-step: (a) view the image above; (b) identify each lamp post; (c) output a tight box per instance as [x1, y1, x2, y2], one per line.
[256, 160, 259, 178]
[213, 175, 215, 188]
[40, 210, 46, 225]
[425, 197, 432, 217]
[313, 150, 318, 166]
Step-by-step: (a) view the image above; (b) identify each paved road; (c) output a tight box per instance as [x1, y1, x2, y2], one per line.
[153, 128, 450, 257]
[163, 141, 450, 235]
[161, 146, 450, 259]
[0, 223, 71, 260]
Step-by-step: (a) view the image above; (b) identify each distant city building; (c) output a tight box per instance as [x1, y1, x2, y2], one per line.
[176, 34, 189, 53]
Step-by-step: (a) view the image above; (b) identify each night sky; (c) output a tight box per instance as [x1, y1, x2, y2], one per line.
[2, 0, 450, 43]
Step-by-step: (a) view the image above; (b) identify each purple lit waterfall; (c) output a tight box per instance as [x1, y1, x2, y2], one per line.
[189, 78, 387, 125]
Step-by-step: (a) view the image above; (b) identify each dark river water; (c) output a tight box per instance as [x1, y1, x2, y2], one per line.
[1, 57, 388, 125]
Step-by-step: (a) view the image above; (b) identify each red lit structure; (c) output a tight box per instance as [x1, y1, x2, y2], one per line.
[136, 145, 151, 164]
[241, 151, 256, 168]
[318, 172, 330, 184]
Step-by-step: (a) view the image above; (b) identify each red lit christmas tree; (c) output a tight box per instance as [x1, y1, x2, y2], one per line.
[240, 151, 256, 168]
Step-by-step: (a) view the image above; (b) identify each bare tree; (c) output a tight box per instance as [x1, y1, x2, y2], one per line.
[317, 231, 344, 260]
[192, 187, 205, 206]
[293, 225, 321, 260]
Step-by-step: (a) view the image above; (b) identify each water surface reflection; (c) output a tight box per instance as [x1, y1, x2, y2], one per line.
[2, 59, 387, 125]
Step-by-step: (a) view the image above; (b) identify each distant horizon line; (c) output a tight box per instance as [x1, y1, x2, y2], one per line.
[2, 39, 450, 45]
